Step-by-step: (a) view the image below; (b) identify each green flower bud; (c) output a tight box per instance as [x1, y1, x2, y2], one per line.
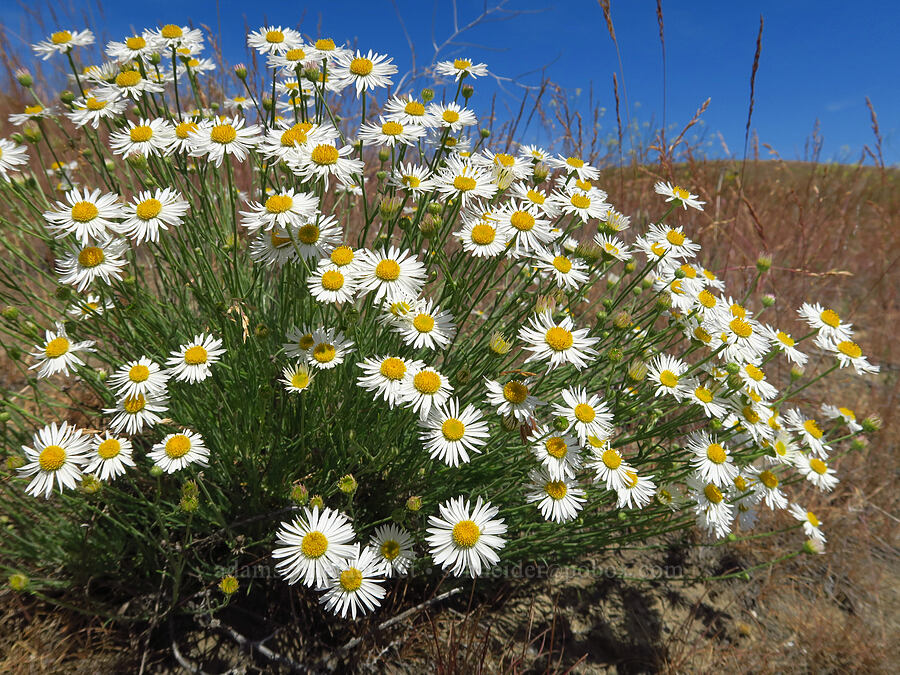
[79, 474, 102, 494]
[624, 260, 636, 274]
[726, 374, 743, 390]
[727, 533, 738, 542]
[640, 277, 653, 290]
[104, 159, 116, 171]
[2, 306, 19, 321]
[462, 85, 474, 99]
[790, 366, 804, 381]
[219, 575, 239, 595]
[148, 52, 162, 66]
[553, 416, 570, 432]
[725, 362, 741, 375]
[149, 465, 164, 478]
[406, 495, 423, 512]
[379, 197, 403, 220]
[309, 494, 325, 509]
[607, 347, 624, 363]
[126, 154, 148, 170]
[233, 63, 248, 79]
[15, 70, 33, 87]
[23, 127, 42, 144]
[655, 294, 672, 311]
[418, 213, 439, 237]
[756, 255, 772, 273]
[802, 538, 824, 555]
[710, 418, 723, 431]
[613, 311, 631, 329]
[8, 573, 28, 592]
[427, 201, 443, 215]
[850, 438, 866, 451]
[338, 474, 357, 494]
[479, 128, 490, 138]
[421, 88, 435, 102]
[861, 415, 882, 433]
[290, 482, 309, 505]
[673, 267, 686, 279]
[595, 310, 608, 323]
[455, 367, 472, 385]
[210, 102, 220, 111]
[377, 147, 390, 162]
[261, 96, 274, 112]
[180, 496, 199, 513]
[501, 414, 519, 432]
[60, 90, 75, 105]
[6, 454, 24, 469]
[11, 133, 25, 145]
[627, 361, 647, 382]
[22, 320, 39, 337]
[254, 323, 269, 339]
[532, 162, 549, 183]
[375, 170, 387, 181]
[761, 294, 775, 307]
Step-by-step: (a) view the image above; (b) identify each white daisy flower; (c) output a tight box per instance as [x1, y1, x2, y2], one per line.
[738, 363, 779, 401]
[319, 544, 386, 619]
[814, 334, 880, 376]
[281, 361, 313, 394]
[689, 479, 734, 538]
[8, 104, 55, 125]
[426, 496, 507, 578]
[389, 162, 436, 196]
[224, 95, 253, 113]
[533, 248, 589, 289]
[67, 293, 114, 320]
[797, 302, 853, 342]
[473, 150, 533, 188]
[149, 430, 209, 473]
[108, 356, 169, 399]
[525, 468, 586, 523]
[766, 431, 800, 466]
[547, 154, 600, 182]
[239, 188, 319, 235]
[654, 181, 705, 210]
[688, 383, 727, 418]
[435, 57, 488, 81]
[400, 364, 453, 420]
[419, 397, 489, 467]
[33, 29, 94, 59]
[106, 32, 158, 63]
[793, 454, 839, 492]
[788, 504, 826, 543]
[118, 188, 190, 244]
[616, 470, 657, 509]
[56, 237, 129, 292]
[687, 432, 738, 487]
[96, 68, 164, 100]
[305, 37, 352, 64]
[104, 392, 168, 435]
[704, 305, 770, 364]
[29, 322, 95, 378]
[150, 24, 204, 51]
[43, 188, 126, 244]
[550, 185, 610, 223]
[552, 387, 613, 445]
[495, 201, 555, 258]
[759, 324, 808, 366]
[306, 327, 354, 370]
[519, 311, 599, 372]
[395, 298, 457, 350]
[267, 46, 316, 76]
[526, 425, 582, 481]
[368, 524, 415, 577]
[782, 408, 831, 458]
[308, 261, 357, 304]
[747, 466, 788, 510]
[433, 155, 497, 207]
[326, 245, 362, 278]
[586, 444, 634, 492]
[18, 421, 90, 498]
[166, 334, 226, 383]
[249, 228, 299, 267]
[643, 223, 702, 261]
[358, 117, 427, 147]
[355, 246, 427, 305]
[380, 95, 432, 128]
[331, 49, 397, 94]
[820, 404, 862, 433]
[509, 183, 559, 217]
[357, 355, 423, 408]
[0, 138, 29, 180]
[247, 25, 302, 55]
[167, 119, 202, 154]
[427, 102, 477, 131]
[273, 506, 357, 588]
[188, 115, 260, 167]
[454, 210, 511, 258]
[85, 432, 135, 481]
[484, 377, 544, 423]
[291, 141, 363, 188]
[283, 325, 316, 359]
[109, 118, 175, 158]
[518, 143, 550, 162]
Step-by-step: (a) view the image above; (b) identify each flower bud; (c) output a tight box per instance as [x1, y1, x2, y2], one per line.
[418, 213, 439, 237]
[501, 414, 519, 432]
[16, 70, 34, 87]
[725, 362, 741, 375]
[149, 465, 164, 477]
[489, 331, 511, 355]
[79, 474, 102, 494]
[624, 260, 636, 274]
[2, 306, 19, 321]
[406, 495, 422, 512]
[421, 88, 435, 102]
[233, 63, 248, 79]
[455, 367, 472, 385]
[462, 85, 474, 99]
[613, 311, 631, 329]
[219, 575, 239, 595]
[850, 438, 866, 451]
[673, 267, 686, 279]
[802, 538, 825, 555]
[7, 346, 21, 361]
[375, 170, 387, 181]
[427, 201, 443, 215]
[654, 294, 672, 311]
[710, 418, 723, 431]
[23, 127, 42, 144]
[861, 415, 882, 433]
[60, 90, 75, 105]
[790, 366, 804, 381]
[254, 323, 269, 339]
[8, 573, 28, 592]
[148, 52, 162, 65]
[290, 482, 309, 505]
[379, 197, 403, 220]
[761, 294, 775, 307]
[756, 255, 772, 273]
[479, 128, 490, 138]
[553, 416, 569, 432]
[338, 474, 357, 494]
[309, 494, 325, 509]
[607, 347, 624, 363]
[595, 310, 608, 323]
[627, 362, 647, 382]
[6, 454, 23, 469]
[377, 147, 390, 162]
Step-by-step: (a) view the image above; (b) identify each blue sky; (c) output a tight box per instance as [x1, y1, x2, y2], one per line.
[2, 0, 897, 163]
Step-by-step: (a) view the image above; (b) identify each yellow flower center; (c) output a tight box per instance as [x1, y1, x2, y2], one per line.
[503, 381, 529, 404]
[575, 179, 592, 190]
[742, 405, 760, 424]
[744, 364, 765, 381]
[180, 345, 208, 365]
[295, 224, 319, 245]
[734, 475, 748, 491]
[123, 394, 146, 413]
[310, 144, 339, 165]
[380, 539, 400, 560]
[807, 511, 820, 527]
[706, 443, 727, 464]
[666, 230, 685, 246]
[97, 438, 121, 459]
[401, 175, 421, 188]
[126, 36, 146, 50]
[574, 403, 595, 423]
[776, 331, 795, 347]
[441, 418, 465, 441]
[71, 201, 99, 223]
[820, 309, 840, 328]
[38, 445, 66, 471]
[298, 334, 314, 351]
[269, 231, 291, 247]
[130, 125, 157, 144]
[471, 223, 496, 245]
[453, 58, 472, 69]
[349, 57, 374, 76]
[301, 531, 328, 558]
[77, 246, 105, 268]
[545, 436, 568, 459]
[552, 256, 572, 274]
[44, 336, 70, 358]
[280, 126, 309, 146]
[659, 370, 679, 388]
[312, 343, 336, 363]
[838, 406, 855, 419]
[442, 110, 460, 124]
[51, 31, 72, 44]
[803, 419, 823, 439]
[24, 104, 43, 115]
[453, 175, 477, 192]
[290, 371, 309, 389]
[375, 259, 401, 281]
[210, 124, 237, 144]
[161, 24, 183, 39]
[265, 195, 293, 214]
[570, 194, 591, 210]
[381, 121, 403, 136]
[451, 520, 480, 548]
[331, 246, 354, 266]
[694, 327, 712, 343]
[694, 386, 713, 403]
[265, 29, 285, 43]
[837, 341, 861, 358]
[493, 153, 515, 167]
[670, 280, 684, 294]
[704, 483, 723, 504]
[680, 264, 697, 279]
[544, 326, 573, 351]
[164, 434, 191, 459]
[545, 480, 568, 500]
[729, 317, 753, 339]
[115, 70, 142, 88]
[128, 364, 150, 382]
[85, 97, 107, 111]
[759, 470, 778, 489]
[175, 121, 198, 139]
[320, 270, 344, 291]
[673, 186, 690, 200]
[650, 242, 666, 257]
[338, 567, 363, 591]
[565, 157, 584, 168]
[315, 38, 335, 50]
[413, 314, 435, 333]
[601, 448, 621, 470]
[136, 198, 162, 220]
[404, 100, 425, 116]
[413, 371, 441, 394]
[809, 458, 827, 475]
[379, 357, 406, 380]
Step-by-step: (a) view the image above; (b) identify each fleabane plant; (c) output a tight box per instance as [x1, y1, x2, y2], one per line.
[0, 22, 881, 624]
